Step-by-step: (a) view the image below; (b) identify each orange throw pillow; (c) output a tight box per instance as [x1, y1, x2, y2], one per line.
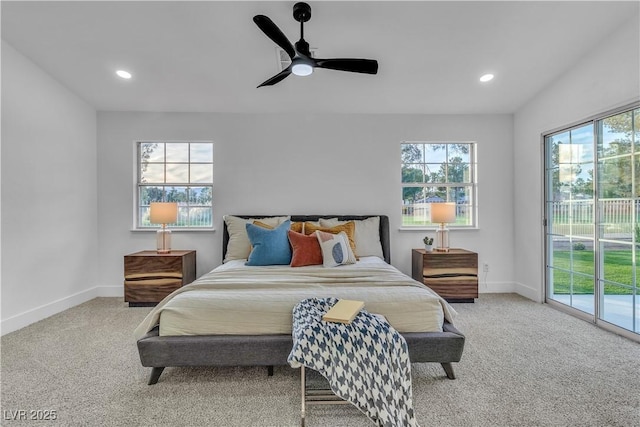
[288, 230, 323, 267]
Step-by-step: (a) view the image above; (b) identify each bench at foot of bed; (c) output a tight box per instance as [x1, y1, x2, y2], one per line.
[138, 323, 464, 385]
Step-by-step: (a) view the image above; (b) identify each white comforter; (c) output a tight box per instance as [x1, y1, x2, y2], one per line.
[133, 257, 456, 339]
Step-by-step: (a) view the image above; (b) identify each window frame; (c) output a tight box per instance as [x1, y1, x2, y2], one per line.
[134, 140, 214, 231]
[400, 141, 478, 229]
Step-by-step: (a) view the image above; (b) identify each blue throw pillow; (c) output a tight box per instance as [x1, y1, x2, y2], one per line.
[245, 220, 292, 266]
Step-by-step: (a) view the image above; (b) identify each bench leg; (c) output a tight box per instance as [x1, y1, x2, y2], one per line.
[148, 367, 165, 385]
[301, 366, 306, 427]
[268, 365, 274, 376]
[441, 362, 456, 379]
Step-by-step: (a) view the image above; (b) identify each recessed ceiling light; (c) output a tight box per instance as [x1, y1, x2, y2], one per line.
[479, 73, 494, 83]
[116, 70, 132, 79]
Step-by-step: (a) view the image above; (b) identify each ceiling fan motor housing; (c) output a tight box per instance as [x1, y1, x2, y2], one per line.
[295, 39, 311, 57]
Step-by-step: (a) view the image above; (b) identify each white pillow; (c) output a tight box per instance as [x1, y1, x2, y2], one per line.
[319, 217, 383, 259]
[223, 215, 290, 263]
[315, 230, 357, 268]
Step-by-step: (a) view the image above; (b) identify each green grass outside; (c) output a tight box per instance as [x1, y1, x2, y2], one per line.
[551, 250, 638, 295]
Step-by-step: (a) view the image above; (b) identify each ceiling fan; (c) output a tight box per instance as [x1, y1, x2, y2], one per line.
[253, 2, 379, 87]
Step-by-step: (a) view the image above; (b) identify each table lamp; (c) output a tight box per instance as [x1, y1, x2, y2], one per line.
[431, 202, 456, 252]
[149, 202, 178, 254]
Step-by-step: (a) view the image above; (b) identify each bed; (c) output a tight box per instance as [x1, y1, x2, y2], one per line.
[135, 215, 465, 385]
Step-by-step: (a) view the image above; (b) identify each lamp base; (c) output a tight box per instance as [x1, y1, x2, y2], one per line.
[435, 224, 450, 252]
[156, 228, 172, 254]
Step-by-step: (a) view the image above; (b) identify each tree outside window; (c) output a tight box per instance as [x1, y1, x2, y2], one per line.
[401, 142, 476, 227]
[136, 141, 214, 229]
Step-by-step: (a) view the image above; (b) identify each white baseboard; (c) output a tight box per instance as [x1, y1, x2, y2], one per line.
[96, 286, 124, 298]
[1, 285, 124, 336]
[478, 281, 544, 303]
[1, 287, 98, 335]
[513, 281, 543, 303]
[478, 281, 515, 294]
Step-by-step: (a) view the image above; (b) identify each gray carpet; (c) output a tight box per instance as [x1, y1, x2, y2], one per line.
[1, 294, 639, 426]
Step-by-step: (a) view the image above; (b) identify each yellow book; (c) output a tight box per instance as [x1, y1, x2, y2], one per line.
[322, 299, 365, 324]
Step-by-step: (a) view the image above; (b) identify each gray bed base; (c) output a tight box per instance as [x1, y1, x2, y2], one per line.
[138, 322, 465, 385]
[136, 215, 466, 384]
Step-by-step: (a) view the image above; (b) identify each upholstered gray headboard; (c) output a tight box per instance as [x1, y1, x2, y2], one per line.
[222, 215, 390, 264]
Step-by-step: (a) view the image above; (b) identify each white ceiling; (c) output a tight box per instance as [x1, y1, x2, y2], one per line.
[2, 1, 637, 114]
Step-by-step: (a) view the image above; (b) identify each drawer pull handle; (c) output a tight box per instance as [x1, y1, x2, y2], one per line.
[125, 272, 183, 280]
[424, 273, 477, 278]
[124, 278, 182, 286]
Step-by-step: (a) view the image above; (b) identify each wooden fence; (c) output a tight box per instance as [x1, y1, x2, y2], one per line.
[550, 199, 639, 237]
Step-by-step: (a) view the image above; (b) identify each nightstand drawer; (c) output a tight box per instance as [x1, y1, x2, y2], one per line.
[412, 248, 478, 302]
[422, 253, 478, 270]
[124, 278, 183, 303]
[124, 256, 185, 276]
[124, 250, 196, 306]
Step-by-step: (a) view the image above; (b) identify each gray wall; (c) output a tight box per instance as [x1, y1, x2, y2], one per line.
[97, 112, 515, 294]
[513, 16, 640, 302]
[1, 41, 98, 332]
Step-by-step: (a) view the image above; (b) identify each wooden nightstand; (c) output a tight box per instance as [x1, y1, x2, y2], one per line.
[412, 248, 478, 302]
[124, 250, 196, 307]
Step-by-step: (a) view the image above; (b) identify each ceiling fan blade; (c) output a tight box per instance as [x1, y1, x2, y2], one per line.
[257, 68, 292, 88]
[253, 15, 296, 59]
[314, 58, 379, 75]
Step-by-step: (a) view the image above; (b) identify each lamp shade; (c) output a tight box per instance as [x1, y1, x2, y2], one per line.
[149, 202, 178, 224]
[431, 202, 456, 224]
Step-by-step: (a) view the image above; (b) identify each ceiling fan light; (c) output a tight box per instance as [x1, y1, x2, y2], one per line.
[479, 73, 494, 82]
[292, 63, 313, 76]
[116, 70, 132, 79]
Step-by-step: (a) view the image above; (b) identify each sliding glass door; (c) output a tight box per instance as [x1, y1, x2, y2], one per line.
[546, 124, 596, 315]
[545, 106, 639, 337]
[597, 109, 639, 332]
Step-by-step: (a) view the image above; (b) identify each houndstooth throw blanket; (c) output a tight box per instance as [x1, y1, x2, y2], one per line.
[288, 297, 419, 427]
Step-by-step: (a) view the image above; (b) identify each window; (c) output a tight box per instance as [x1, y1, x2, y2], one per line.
[401, 142, 477, 228]
[136, 141, 213, 229]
